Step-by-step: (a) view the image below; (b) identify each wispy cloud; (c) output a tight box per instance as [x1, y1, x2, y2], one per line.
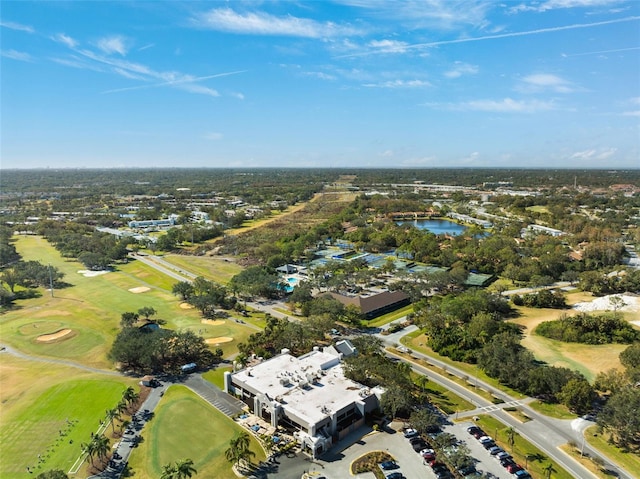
[96, 35, 129, 56]
[337, 0, 494, 31]
[337, 16, 640, 58]
[568, 147, 617, 161]
[444, 62, 478, 78]
[518, 73, 576, 93]
[510, 0, 624, 14]
[363, 79, 431, 88]
[204, 132, 223, 140]
[191, 8, 361, 38]
[0, 20, 35, 33]
[303, 71, 337, 81]
[367, 39, 409, 54]
[446, 97, 557, 113]
[621, 96, 640, 116]
[1, 49, 33, 62]
[138, 43, 155, 52]
[561, 46, 640, 57]
[51, 33, 78, 49]
[102, 70, 246, 96]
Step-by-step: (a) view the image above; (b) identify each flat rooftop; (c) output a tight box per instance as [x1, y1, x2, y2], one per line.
[232, 350, 373, 425]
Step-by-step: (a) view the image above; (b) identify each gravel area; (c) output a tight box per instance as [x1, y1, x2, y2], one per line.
[572, 294, 639, 313]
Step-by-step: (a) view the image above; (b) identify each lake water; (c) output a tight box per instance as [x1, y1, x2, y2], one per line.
[397, 219, 467, 236]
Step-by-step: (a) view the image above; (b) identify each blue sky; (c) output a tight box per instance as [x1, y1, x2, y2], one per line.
[1, 0, 639, 169]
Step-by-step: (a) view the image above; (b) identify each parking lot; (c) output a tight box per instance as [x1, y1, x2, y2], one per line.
[260, 419, 521, 479]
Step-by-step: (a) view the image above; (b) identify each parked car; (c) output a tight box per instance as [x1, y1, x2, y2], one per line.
[467, 426, 483, 436]
[482, 441, 497, 450]
[403, 428, 418, 438]
[412, 440, 428, 452]
[457, 464, 477, 476]
[379, 460, 399, 471]
[478, 435, 493, 444]
[501, 457, 517, 468]
[513, 469, 531, 478]
[386, 473, 405, 479]
[422, 452, 436, 462]
[496, 451, 511, 461]
[488, 446, 504, 456]
[507, 463, 523, 473]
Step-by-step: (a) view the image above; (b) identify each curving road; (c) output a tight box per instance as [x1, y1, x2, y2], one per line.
[377, 321, 635, 479]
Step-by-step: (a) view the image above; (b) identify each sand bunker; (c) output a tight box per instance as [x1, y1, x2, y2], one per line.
[573, 294, 640, 313]
[201, 319, 225, 326]
[37, 329, 73, 342]
[180, 302, 194, 309]
[206, 337, 233, 345]
[78, 270, 109, 277]
[129, 286, 151, 294]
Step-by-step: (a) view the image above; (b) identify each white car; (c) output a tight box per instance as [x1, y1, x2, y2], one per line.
[403, 428, 419, 438]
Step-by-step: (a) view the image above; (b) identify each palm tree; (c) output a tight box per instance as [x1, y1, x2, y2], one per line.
[235, 432, 251, 453]
[122, 386, 139, 410]
[81, 440, 96, 467]
[224, 445, 241, 468]
[506, 427, 516, 451]
[92, 434, 110, 466]
[175, 458, 197, 478]
[116, 399, 128, 418]
[543, 462, 556, 479]
[105, 408, 119, 435]
[160, 463, 177, 479]
[119, 419, 131, 435]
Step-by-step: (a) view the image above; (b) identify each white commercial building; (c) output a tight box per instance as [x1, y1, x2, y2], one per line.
[224, 343, 382, 457]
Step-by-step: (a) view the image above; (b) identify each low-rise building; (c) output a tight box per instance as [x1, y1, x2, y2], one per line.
[224, 344, 382, 458]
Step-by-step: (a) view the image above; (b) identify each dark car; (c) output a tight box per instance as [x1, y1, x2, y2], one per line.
[501, 457, 516, 468]
[457, 465, 477, 476]
[507, 463, 523, 473]
[482, 440, 497, 450]
[386, 473, 404, 479]
[467, 426, 482, 435]
[379, 460, 399, 471]
[412, 440, 428, 452]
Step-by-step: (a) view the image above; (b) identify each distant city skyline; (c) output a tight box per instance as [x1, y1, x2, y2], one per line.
[1, 1, 639, 169]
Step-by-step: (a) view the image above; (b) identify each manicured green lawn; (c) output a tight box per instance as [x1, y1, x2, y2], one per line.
[161, 254, 243, 284]
[585, 425, 640, 477]
[366, 305, 413, 328]
[410, 371, 473, 414]
[202, 364, 234, 389]
[0, 367, 134, 479]
[128, 386, 265, 479]
[527, 400, 576, 420]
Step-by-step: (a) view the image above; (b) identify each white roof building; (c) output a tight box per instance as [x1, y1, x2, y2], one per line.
[224, 343, 381, 457]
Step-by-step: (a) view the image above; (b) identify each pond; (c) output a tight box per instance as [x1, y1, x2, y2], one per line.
[397, 219, 468, 236]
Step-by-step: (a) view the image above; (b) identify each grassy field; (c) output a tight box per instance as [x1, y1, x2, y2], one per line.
[510, 291, 634, 381]
[584, 425, 640, 478]
[128, 385, 265, 479]
[0, 354, 136, 478]
[2, 235, 257, 366]
[409, 371, 474, 414]
[160, 254, 243, 284]
[367, 305, 413, 328]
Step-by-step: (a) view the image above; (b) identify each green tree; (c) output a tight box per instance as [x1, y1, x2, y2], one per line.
[120, 311, 139, 328]
[558, 379, 595, 416]
[105, 408, 120, 435]
[35, 470, 69, 479]
[175, 458, 197, 478]
[138, 306, 157, 321]
[620, 343, 640, 370]
[160, 463, 178, 479]
[598, 386, 640, 448]
[379, 387, 413, 419]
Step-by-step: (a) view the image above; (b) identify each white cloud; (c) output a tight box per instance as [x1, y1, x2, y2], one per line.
[1, 49, 33, 62]
[0, 20, 35, 33]
[138, 43, 155, 52]
[363, 79, 431, 88]
[518, 73, 576, 93]
[444, 62, 479, 78]
[510, 0, 623, 13]
[204, 132, 223, 140]
[52, 33, 78, 49]
[569, 147, 617, 160]
[231, 92, 245, 100]
[452, 97, 556, 113]
[622, 110, 640, 117]
[96, 35, 129, 56]
[368, 39, 409, 54]
[337, 16, 639, 59]
[191, 8, 361, 38]
[337, 0, 494, 31]
[302, 71, 337, 81]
